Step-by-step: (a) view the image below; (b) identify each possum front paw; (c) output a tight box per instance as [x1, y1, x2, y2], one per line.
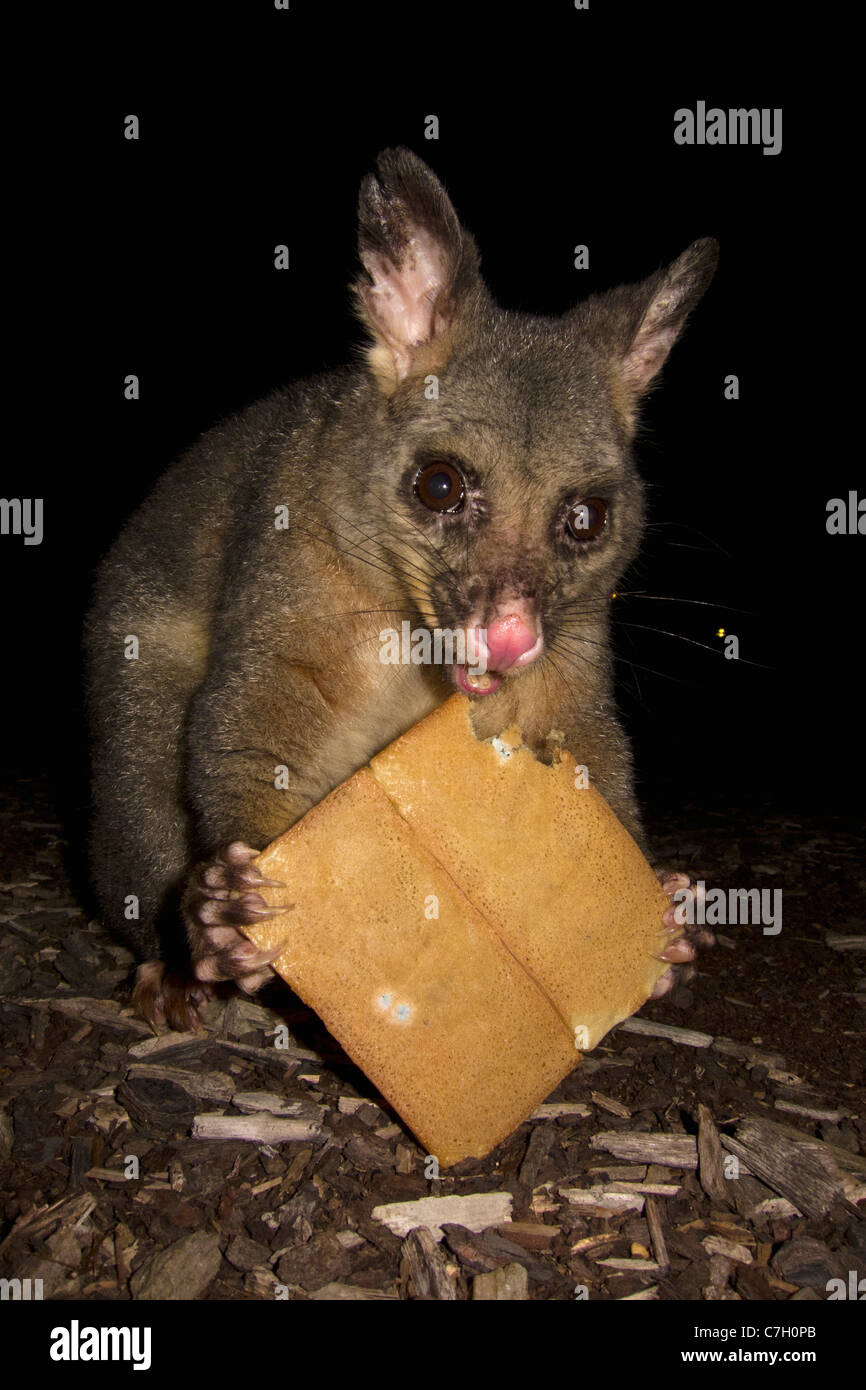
[183, 841, 286, 994]
[132, 960, 219, 1033]
[651, 871, 715, 999]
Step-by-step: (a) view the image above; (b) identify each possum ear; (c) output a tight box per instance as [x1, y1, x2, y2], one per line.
[578, 237, 718, 429]
[620, 238, 719, 392]
[353, 148, 482, 395]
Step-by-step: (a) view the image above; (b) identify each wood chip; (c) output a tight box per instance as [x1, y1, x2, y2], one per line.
[588, 1164, 647, 1180]
[571, 1233, 619, 1255]
[698, 1103, 733, 1208]
[529, 1101, 592, 1120]
[645, 1195, 669, 1272]
[499, 1222, 559, 1251]
[231, 1091, 324, 1121]
[191, 1114, 323, 1144]
[84, 1167, 133, 1184]
[711, 1036, 787, 1069]
[702, 1235, 753, 1264]
[590, 1130, 698, 1168]
[774, 1100, 847, 1123]
[619, 1017, 713, 1047]
[306, 1282, 398, 1300]
[129, 1230, 221, 1300]
[472, 1263, 529, 1300]
[372, 1192, 513, 1241]
[520, 1124, 556, 1192]
[402, 1226, 458, 1299]
[8, 995, 151, 1036]
[127, 1062, 235, 1104]
[590, 1090, 631, 1118]
[609, 1181, 681, 1197]
[595, 1258, 664, 1272]
[720, 1119, 845, 1219]
[559, 1187, 645, 1214]
[128, 1033, 316, 1065]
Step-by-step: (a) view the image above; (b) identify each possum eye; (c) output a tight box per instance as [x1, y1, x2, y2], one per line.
[567, 497, 607, 542]
[414, 459, 466, 513]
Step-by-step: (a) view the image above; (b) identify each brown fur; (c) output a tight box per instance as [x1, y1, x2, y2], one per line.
[84, 148, 717, 977]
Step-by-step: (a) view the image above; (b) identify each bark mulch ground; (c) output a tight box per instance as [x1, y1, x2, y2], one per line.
[1, 775, 864, 1301]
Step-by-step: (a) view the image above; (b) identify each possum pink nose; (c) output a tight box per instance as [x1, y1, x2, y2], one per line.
[482, 613, 542, 670]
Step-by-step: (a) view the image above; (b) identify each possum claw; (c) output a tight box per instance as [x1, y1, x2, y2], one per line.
[183, 841, 289, 992]
[651, 869, 715, 999]
[132, 959, 217, 1032]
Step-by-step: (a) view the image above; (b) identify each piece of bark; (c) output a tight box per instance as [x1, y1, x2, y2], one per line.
[721, 1119, 847, 1219]
[84, 1167, 132, 1183]
[117, 1077, 196, 1133]
[402, 1226, 458, 1300]
[231, 1090, 324, 1122]
[591, 1090, 632, 1118]
[774, 1100, 847, 1124]
[596, 1257, 664, 1273]
[619, 1017, 713, 1048]
[711, 1036, 787, 1069]
[529, 1101, 592, 1120]
[129, 1230, 222, 1300]
[128, 1032, 315, 1066]
[306, 1282, 398, 1300]
[9, 995, 151, 1036]
[275, 1232, 352, 1288]
[441, 1225, 508, 1273]
[481, 1231, 555, 1283]
[735, 1264, 784, 1301]
[224, 1232, 273, 1273]
[519, 1123, 556, 1190]
[702, 1235, 752, 1264]
[343, 1132, 396, 1172]
[571, 1233, 618, 1256]
[697, 1104, 733, 1209]
[825, 933, 866, 951]
[771, 1237, 848, 1289]
[335, 1231, 366, 1251]
[372, 1192, 513, 1241]
[472, 1263, 529, 1300]
[588, 1164, 647, 1180]
[645, 1195, 670, 1273]
[610, 1181, 681, 1197]
[559, 1187, 645, 1215]
[590, 1131, 698, 1168]
[191, 1114, 322, 1144]
[498, 1222, 559, 1252]
[219, 996, 293, 1037]
[127, 1062, 235, 1104]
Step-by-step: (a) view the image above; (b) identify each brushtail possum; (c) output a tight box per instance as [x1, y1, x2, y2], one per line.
[85, 148, 718, 1030]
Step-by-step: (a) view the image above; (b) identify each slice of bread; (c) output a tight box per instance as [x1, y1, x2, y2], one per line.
[245, 694, 671, 1167]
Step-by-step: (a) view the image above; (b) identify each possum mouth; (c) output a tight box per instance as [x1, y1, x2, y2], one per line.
[448, 613, 544, 696]
[451, 665, 504, 697]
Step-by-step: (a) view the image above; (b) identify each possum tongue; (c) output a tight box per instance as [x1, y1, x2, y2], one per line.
[453, 610, 541, 696]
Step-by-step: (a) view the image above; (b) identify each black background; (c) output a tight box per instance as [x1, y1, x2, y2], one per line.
[6, 5, 859, 828]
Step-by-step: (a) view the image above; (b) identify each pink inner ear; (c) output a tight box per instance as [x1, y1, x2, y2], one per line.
[361, 229, 451, 379]
[621, 321, 680, 391]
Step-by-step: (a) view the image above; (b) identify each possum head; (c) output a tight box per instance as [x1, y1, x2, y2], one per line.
[352, 147, 718, 698]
